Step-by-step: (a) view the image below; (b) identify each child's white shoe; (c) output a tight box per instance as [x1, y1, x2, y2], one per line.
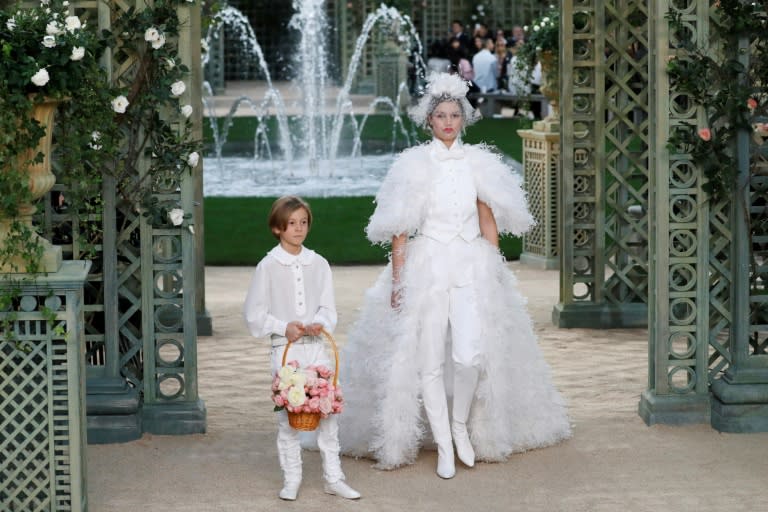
[279, 481, 301, 501]
[324, 480, 361, 500]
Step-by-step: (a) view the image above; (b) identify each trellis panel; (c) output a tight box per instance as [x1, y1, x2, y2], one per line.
[33, 0, 205, 441]
[555, 0, 649, 328]
[1, 262, 90, 512]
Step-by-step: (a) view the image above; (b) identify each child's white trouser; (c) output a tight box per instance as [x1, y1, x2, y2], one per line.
[271, 339, 345, 485]
[419, 283, 482, 445]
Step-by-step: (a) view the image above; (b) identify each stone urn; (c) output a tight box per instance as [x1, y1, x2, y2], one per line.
[0, 98, 63, 273]
[534, 50, 560, 133]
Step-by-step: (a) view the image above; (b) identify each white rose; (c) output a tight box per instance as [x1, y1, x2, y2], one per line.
[187, 151, 199, 168]
[181, 104, 193, 118]
[45, 21, 62, 35]
[287, 386, 307, 407]
[41, 0, 50, 4]
[70, 46, 85, 61]
[64, 15, 81, 33]
[151, 33, 166, 50]
[168, 208, 185, 226]
[88, 131, 102, 150]
[170, 80, 186, 97]
[63, 1, 70, 5]
[31, 68, 50, 86]
[144, 27, 160, 42]
[201, 38, 209, 52]
[111, 95, 129, 114]
[164, 57, 175, 70]
[6, 18, 15, 31]
[42, 35, 56, 48]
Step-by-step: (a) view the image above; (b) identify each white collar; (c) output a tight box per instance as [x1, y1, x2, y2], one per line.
[430, 138, 465, 161]
[269, 244, 316, 266]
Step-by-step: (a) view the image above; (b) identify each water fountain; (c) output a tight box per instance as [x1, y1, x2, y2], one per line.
[202, 2, 427, 197]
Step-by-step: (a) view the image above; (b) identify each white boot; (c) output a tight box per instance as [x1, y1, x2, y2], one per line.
[451, 421, 475, 468]
[324, 480, 361, 499]
[452, 364, 479, 467]
[436, 441, 456, 479]
[277, 415, 302, 500]
[279, 481, 301, 501]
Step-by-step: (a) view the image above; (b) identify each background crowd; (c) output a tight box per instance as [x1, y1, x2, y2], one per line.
[426, 18, 542, 103]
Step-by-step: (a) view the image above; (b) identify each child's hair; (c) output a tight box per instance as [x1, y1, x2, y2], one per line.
[268, 196, 313, 239]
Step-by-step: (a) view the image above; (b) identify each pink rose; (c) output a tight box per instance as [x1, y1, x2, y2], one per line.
[309, 387, 320, 396]
[271, 375, 281, 392]
[308, 397, 320, 411]
[748, 98, 758, 110]
[319, 396, 333, 415]
[273, 394, 285, 407]
[698, 128, 711, 141]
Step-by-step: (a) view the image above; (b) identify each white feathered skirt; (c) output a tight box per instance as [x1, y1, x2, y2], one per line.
[338, 235, 572, 469]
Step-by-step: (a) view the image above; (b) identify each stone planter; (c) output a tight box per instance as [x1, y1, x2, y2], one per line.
[534, 50, 560, 133]
[0, 98, 63, 273]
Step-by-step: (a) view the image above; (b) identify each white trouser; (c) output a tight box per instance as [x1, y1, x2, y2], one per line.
[272, 340, 346, 484]
[276, 412, 345, 484]
[419, 284, 482, 445]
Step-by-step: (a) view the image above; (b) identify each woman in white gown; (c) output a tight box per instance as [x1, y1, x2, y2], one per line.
[338, 72, 571, 478]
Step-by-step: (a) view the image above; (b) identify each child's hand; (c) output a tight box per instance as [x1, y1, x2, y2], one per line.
[304, 323, 324, 337]
[285, 321, 305, 342]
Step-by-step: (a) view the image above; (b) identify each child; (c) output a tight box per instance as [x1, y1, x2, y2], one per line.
[243, 196, 361, 501]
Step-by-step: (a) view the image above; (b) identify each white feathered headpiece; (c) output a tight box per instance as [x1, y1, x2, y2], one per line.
[408, 72, 481, 128]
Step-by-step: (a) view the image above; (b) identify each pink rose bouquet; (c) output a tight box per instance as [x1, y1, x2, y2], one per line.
[271, 360, 344, 418]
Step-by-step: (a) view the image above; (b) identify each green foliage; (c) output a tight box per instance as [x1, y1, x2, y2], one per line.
[665, 1, 767, 201]
[0, 1, 201, 340]
[517, 5, 559, 68]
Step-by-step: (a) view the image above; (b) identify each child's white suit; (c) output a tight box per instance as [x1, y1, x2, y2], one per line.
[244, 246, 345, 487]
[339, 139, 572, 469]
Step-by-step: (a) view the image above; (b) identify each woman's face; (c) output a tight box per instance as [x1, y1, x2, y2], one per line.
[429, 101, 463, 147]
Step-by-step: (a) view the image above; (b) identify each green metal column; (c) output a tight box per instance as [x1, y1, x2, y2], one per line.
[141, 1, 207, 435]
[710, 35, 768, 432]
[638, 0, 710, 424]
[554, 0, 650, 328]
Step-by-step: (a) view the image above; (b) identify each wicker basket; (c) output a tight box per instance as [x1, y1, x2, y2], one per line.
[281, 328, 339, 432]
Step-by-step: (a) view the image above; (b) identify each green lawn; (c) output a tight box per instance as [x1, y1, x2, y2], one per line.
[204, 196, 522, 266]
[203, 115, 529, 266]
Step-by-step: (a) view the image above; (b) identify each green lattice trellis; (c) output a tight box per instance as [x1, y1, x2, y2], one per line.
[31, 0, 205, 441]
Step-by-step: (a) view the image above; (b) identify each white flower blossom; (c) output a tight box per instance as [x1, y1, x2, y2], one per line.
[287, 386, 306, 407]
[6, 17, 16, 31]
[31, 68, 50, 86]
[111, 95, 129, 114]
[45, 21, 62, 35]
[64, 15, 81, 33]
[151, 33, 166, 50]
[144, 27, 160, 42]
[70, 46, 85, 61]
[168, 208, 185, 226]
[88, 131, 102, 150]
[41, 0, 50, 4]
[181, 104, 194, 118]
[187, 151, 199, 167]
[170, 80, 186, 97]
[63, 1, 70, 6]
[42, 35, 56, 48]
[201, 38, 209, 53]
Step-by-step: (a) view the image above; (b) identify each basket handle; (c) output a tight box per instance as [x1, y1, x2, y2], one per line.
[280, 328, 339, 387]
